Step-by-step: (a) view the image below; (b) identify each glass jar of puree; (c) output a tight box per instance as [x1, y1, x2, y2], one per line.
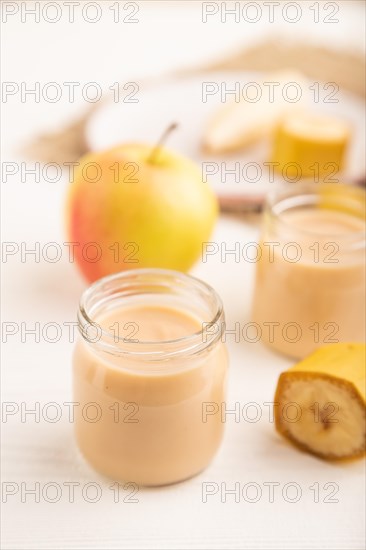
[73, 269, 228, 486]
[252, 183, 366, 359]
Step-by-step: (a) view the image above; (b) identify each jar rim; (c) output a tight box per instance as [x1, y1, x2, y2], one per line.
[266, 182, 365, 248]
[77, 268, 225, 361]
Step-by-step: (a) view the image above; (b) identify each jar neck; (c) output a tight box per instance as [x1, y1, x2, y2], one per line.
[77, 269, 225, 362]
[265, 182, 366, 250]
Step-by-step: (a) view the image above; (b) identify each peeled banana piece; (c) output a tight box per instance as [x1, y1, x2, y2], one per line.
[202, 70, 308, 154]
[274, 343, 366, 460]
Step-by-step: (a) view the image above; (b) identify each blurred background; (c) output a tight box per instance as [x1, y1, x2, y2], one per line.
[2, 0, 365, 156]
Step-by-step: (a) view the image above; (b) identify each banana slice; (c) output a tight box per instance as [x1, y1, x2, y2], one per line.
[202, 70, 307, 154]
[274, 343, 366, 460]
[271, 112, 350, 177]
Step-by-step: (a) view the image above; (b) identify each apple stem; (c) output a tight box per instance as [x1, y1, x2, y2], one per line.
[147, 122, 178, 164]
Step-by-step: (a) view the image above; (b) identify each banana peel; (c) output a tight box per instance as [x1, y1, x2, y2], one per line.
[274, 343, 366, 460]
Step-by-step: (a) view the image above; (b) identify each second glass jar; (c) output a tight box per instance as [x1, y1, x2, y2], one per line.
[252, 183, 366, 359]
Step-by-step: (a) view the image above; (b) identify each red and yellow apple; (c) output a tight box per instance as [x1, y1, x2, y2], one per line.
[66, 143, 218, 282]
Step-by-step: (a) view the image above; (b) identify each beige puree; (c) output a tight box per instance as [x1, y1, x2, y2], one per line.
[73, 304, 228, 486]
[252, 202, 366, 359]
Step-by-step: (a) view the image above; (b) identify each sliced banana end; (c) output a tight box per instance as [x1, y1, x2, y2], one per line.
[275, 373, 366, 460]
[271, 112, 351, 177]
